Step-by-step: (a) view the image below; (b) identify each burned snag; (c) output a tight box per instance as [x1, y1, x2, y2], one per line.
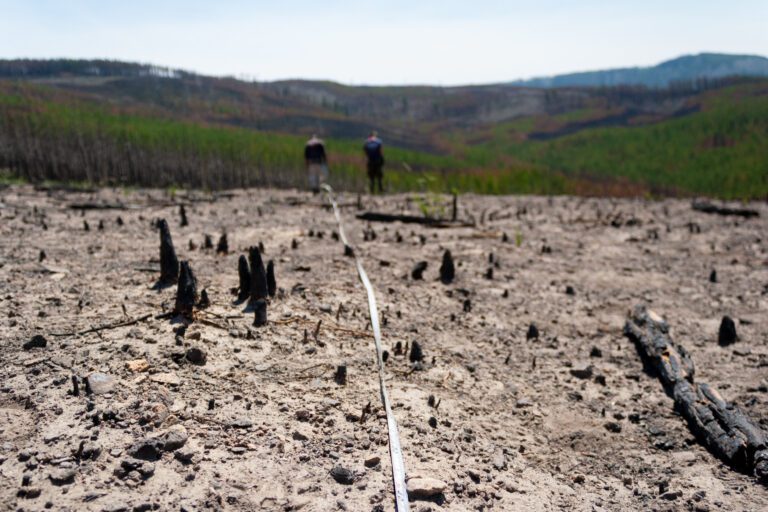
[237, 255, 251, 302]
[174, 261, 198, 319]
[158, 219, 179, 285]
[718, 316, 738, 346]
[179, 205, 189, 226]
[249, 246, 268, 303]
[253, 298, 268, 327]
[266, 260, 277, 298]
[624, 305, 768, 483]
[216, 233, 228, 254]
[439, 250, 455, 284]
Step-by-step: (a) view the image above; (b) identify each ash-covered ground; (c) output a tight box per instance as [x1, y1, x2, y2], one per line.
[1, 185, 767, 512]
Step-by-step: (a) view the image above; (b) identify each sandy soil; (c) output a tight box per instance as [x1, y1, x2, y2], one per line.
[1, 185, 767, 512]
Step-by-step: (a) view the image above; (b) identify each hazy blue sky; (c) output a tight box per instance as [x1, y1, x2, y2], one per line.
[1, 1, 765, 85]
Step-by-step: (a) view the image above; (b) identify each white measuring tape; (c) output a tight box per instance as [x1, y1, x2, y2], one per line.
[322, 184, 410, 512]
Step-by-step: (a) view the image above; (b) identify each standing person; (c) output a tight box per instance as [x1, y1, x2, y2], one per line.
[304, 134, 328, 193]
[363, 131, 384, 194]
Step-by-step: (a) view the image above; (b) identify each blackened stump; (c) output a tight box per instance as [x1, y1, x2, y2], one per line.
[253, 299, 268, 327]
[249, 246, 268, 303]
[439, 250, 455, 284]
[216, 233, 228, 254]
[204, 234, 213, 249]
[527, 323, 539, 340]
[179, 205, 188, 226]
[409, 341, 424, 362]
[237, 255, 251, 302]
[718, 316, 738, 346]
[158, 219, 179, 285]
[198, 289, 210, 309]
[266, 260, 277, 298]
[174, 261, 198, 319]
[334, 365, 347, 385]
[411, 261, 428, 280]
[709, 270, 718, 283]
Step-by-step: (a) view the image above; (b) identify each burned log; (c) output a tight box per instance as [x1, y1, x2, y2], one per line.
[692, 201, 759, 219]
[158, 219, 179, 285]
[237, 255, 251, 302]
[249, 246, 268, 303]
[356, 212, 473, 228]
[624, 305, 768, 483]
[439, 250, 455, 284]
[216, 233, 228, 254]
[266, 260, 277, 298]
[174, 261, 198, 319]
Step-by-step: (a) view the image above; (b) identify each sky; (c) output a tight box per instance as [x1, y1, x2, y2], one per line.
[1, 1, 766, 85]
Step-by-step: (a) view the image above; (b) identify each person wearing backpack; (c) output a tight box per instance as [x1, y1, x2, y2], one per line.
[363, 131, 384, 194]
[305, 134, 328, 193]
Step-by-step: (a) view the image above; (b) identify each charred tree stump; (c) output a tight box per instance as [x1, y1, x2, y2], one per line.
[204, 234, 213, 249]
[718, 316, 738, 346]
[411, 261, 428, 280]
[237, 255, 251, 302]
[179, 205, 189, 226]
[439, 250, 455, 284]
[216, 233, 228, 254]
[249, 246, 268, 303]
[266, 260, 277, 298]
[158, 219, 179, 285]
[253, 298, 268, 327]
[174, 261, 198, 319]
[624, 305, 768, 483]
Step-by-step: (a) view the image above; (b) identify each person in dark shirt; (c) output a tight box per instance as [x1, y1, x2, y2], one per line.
[304, 134, 328, 193]
[363, 131, 384, 194]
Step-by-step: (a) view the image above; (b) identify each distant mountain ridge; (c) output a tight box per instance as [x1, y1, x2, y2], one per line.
[509, 53, 768, 88]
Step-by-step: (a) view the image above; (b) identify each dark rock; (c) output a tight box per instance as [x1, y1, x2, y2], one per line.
[119, 458, 155, 479]
[23, 335, 47, 350]
[185, 347, 207, 365]
[604, 421, 622, 433]
[565, 285, 576, 295]
[161, 425, 188, 451]
[174, 446, 195, 463]
[570, 364, 594, 380]
[127, 438, 163, 461]
[660, 490, 682, 501]
[590, 346, 602, 358]
[718, 316, 738, 346]
[364, 456, 381, 468]
[439, 250, 455, 284]
[709, 269, 717, 283]
[48, 467, 76, 485]
[411, 261, 428, 280]
[330, 466, 355, 485]
[228, 418, 253, 429]
[428, 417, 438, 428]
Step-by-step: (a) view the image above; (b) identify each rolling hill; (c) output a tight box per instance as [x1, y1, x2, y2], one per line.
[0, 57, 766, 198]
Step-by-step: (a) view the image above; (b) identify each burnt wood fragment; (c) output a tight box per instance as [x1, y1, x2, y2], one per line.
[237, 255, 251, 302]
[266, 260, 277, 298]
[624, 305, 768, 483]
[439, 250, 455, 284]
[179, 205, 188, 226]
[248, 246, 268, 303]
[174, 261, 198, 319]
[692, 201, 759, 219]
[158, 219, 179, 285]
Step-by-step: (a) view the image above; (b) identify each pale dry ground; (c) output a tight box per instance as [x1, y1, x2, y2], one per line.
[0, 185, 767, 512]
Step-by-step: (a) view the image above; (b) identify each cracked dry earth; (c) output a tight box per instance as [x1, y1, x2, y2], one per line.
[1, 185, 767, 512]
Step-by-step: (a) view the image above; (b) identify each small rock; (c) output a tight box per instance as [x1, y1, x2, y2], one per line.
[364, 456, 381, 468]
[119, 458, 155, 479]
[330, 466, 355, 485]
[569, 364, 594, 380]
[150, 372, 181, 386]
[407, 476, 447, 499]
[174, 447, 195, 463]
[660, 490, 683, 501]
[573, 474, 585, 484]
[565, 285, 575, 295]
[589, 346, 602, 358]
[292, 430, 310, 442]
[161, 425, 188, 451]
[125, 359, 149, 372]
[492, 450, 506, 470]
[604, 421, 622, 433]
[228, 418, 253, 429]
[86, 373, 115, 395]
[48, 467, 76, 485]
[185, 347, 207, 365]
[411, 261, 428, 280]
[515, 398, 533, 408]
[22, 335, 47, 350]
[127, 438, 163, 461]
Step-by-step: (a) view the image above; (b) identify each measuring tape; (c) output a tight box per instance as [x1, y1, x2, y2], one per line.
[322, 184, 410, 512]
